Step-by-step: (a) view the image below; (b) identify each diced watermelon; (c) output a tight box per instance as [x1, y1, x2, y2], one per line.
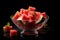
[23, 10, 28, 15]
[28, 11, 35, 16]
[20, 8, 25, 14]
[28, 11, 35, 22]
[28, 16, 32, 22]
[10, 30, 17, 37]
[28, 6, 36, 11]
[11, 6, 48, 31]
[22, 14, 30, 22]
[35, 12, 43, 24]
[41, 12, 47, 19]
[12, 11, 20, 20]
[22, 14, 33, 23]
[6, 26, 12, 30]
[3, 26, 12, 32]
[35, 12, 41, 20]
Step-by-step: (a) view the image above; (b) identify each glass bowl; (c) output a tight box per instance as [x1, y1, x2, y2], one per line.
[10, 15, 49, 36]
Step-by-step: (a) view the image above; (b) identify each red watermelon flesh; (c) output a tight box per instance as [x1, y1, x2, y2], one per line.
[35, 12, 43, 24]
[3, 26, 12, 32]
[10, 30, 17, 37]
[28, 11, 35, 16]
[35, 12, 41, 20]
[20, 8, 25, 14]
[12, 11, 21, 20]
[22, 14, 30, 22]
[28, 16, 32, 22]
[23, 10, 28, 15]
[28, 6, 36, 11]
[41, 12, 47, 19]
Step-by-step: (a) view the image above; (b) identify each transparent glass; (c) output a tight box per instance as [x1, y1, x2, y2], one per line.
[10, 15, 49, 36]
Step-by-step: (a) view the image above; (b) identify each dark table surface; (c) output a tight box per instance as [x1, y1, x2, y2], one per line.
[0, 26, 56, 40]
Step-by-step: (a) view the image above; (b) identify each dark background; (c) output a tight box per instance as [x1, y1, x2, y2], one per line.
[0, 0, 56, 40]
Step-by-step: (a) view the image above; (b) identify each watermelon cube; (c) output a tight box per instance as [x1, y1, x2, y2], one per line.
[10, 30, 17, 37]
[22, 14, 29, 21]
[41, 12, 47, 19]
[28, 6, 36, 11]
[3, 26, 12, 32]
[12, 11, 20, 20]
[23, 10, 28, 15]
